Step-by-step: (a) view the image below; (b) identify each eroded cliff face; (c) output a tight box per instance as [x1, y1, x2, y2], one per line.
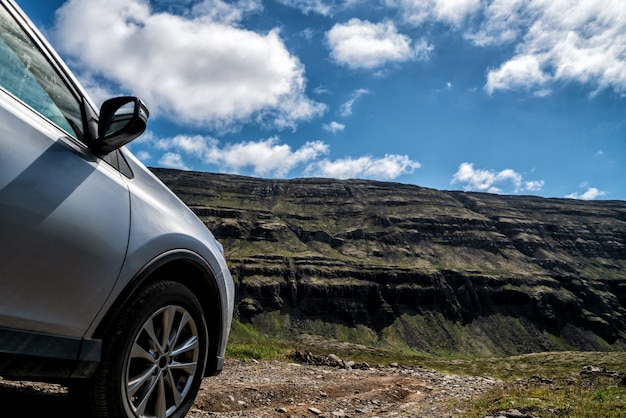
[153, 168, 626, 355]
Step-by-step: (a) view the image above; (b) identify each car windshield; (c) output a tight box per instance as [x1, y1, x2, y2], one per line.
[0, 4, 83, 139]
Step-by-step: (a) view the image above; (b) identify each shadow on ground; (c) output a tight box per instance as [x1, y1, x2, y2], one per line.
[0, 382, 76, 417]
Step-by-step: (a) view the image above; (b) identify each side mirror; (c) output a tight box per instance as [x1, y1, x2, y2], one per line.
[92, 96, 149, 155]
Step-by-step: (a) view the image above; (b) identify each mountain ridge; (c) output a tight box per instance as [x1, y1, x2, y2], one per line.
[152, 168, 626, 355]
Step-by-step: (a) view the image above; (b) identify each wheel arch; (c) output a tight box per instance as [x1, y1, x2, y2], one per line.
[94, 250, 226, 376]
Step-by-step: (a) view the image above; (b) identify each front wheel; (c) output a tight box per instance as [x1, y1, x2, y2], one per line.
[87, 281, 209, 418]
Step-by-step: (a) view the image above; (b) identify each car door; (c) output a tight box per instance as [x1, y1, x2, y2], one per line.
[0, 2, 130, 339]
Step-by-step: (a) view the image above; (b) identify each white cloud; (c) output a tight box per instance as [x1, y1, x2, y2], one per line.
[189, 0, 263, 23]
[464, 0, 530, 47]
[339, 89, 371, 116]
[274, 0, 334, 16]
[211, 138, 329, 176]
[143, 134, 419, 181]
[275, 0, 363, 16]
[75, 74, 117, 108]
[313, 86, 331, 95]
[387, 0, 482, 27]
[149, 0, 261, 21]
[135, 150, 151, 161]
[388, 0, 626, 96]
[156, 134, 218, 156]
[326, 19, 432, 70]
[566, 183, 606, 200]
[479, 0, 626, 95]
[485, 54, 549, 94]
[581, 188, 605, 200]
[451, 162, 543, 194]
[412, 38, 436, 61]
[323, 121, 346, 133]
[308, 154, 420, 180]
[52, 0, 325, 130]
[152, 134, 329, 177]
[159, 152, 190, 170]
[524, 180, 545, 192]
[301, 28, 316, 41]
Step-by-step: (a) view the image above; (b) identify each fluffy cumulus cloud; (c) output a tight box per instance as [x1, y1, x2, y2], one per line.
[210, 138, 329, 177]
[524, 180, 545, 192]
[152, 134, 328, 177]
[52, 0, 325, 129]
[308, 154, 421, 180]
[566, 183, 606, 200]
[326, 19, 433, 69]
[159, 152, 190, 170]
[142, 133, 419, 180]
[477, 0, 626, 95]
[451, 162, 543, 194]
[484, 54, 550, 95]
[464, 0, 530, 46]
[388, 0, 626, 96]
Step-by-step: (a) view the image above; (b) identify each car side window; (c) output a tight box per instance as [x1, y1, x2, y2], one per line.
[0, 4, 83, 139]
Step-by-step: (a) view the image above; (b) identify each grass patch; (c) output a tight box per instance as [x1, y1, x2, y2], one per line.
[464, 375, 626, 418]
[225, 319, 291, 360]
[426, 352, 626, 418]
[417, 351, 626, 380]
[225, 342, 285, 360]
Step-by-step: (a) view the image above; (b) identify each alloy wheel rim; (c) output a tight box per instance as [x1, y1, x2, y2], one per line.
[124, 305, 200, 418]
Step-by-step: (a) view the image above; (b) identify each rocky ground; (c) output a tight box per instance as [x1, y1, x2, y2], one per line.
[0, 355, 504, 417]
[190, 356, 503, 417]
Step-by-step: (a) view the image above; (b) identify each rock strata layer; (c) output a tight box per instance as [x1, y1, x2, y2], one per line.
[153, 168, 626, 354]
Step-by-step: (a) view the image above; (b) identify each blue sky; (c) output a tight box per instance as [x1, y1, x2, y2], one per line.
[18, 0, 626, 200]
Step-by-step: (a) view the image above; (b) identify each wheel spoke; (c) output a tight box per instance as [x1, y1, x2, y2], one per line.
[128, 364, 158, 397]
[155, 372, 167, 418]
[165, 367, 184, 407]
[170, 335, 198, 357]
[169, 311, 191, 350]
[131, 342, 157, 363]
[169, 359, 198, 376]
[133, 368, 161, 416]
[161, 306, 178, 349]
[143, 316, 164, 353]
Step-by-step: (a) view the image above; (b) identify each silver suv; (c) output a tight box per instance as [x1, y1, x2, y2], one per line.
[0, 1, 234, 417]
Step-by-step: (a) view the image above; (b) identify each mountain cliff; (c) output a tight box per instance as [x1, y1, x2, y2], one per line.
[152, 168, 626, 355]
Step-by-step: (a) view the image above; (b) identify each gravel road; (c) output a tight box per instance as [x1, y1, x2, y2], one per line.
[190, 358, 502, 417]
[0, 357, 503, 417]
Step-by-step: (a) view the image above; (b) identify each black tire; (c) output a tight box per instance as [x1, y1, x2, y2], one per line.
[86, 281, 209, 418]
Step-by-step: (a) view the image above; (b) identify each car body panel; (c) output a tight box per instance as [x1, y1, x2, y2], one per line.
[0, 91, 131, 338]
[84, 150, 235, 361]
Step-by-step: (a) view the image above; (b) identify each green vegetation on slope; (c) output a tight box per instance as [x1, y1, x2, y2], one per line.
[154, 169, 626, 356]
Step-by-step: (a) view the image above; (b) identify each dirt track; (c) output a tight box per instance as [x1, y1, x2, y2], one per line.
[0, 358, 502, 417]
